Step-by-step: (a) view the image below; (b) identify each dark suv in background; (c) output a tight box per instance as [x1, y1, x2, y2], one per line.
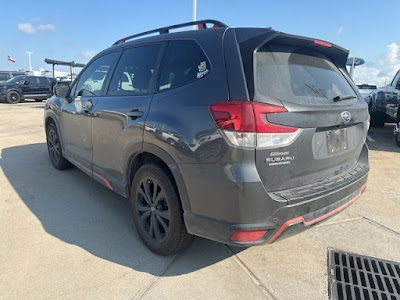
[0, 71, 27, 82]
[45, 20, 369, 255]
[0, 75, 55, 103]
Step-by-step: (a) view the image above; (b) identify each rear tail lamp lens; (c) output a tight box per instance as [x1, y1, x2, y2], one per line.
[209, 101, 301, 149]
[230, 230, 268, 242]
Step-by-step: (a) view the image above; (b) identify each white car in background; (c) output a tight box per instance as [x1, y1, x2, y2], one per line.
[357, 84, 377, 105]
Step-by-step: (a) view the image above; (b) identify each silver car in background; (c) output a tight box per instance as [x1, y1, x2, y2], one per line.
[357, 84, 377, 105]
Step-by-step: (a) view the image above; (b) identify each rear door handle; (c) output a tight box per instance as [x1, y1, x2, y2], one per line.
[127, 108, 144, 119]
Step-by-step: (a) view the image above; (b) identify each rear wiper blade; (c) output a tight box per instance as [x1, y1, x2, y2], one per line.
[332, 95, 357, 102]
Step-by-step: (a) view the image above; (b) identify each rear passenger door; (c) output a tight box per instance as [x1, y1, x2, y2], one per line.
[37, 77, 51, 97]
[90, 43, 164, 193]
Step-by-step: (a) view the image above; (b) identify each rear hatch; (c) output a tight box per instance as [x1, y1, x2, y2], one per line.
[238, 30, 369, 193]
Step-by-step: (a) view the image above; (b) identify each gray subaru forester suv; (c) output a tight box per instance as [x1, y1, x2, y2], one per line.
[44, 20, 369, 255]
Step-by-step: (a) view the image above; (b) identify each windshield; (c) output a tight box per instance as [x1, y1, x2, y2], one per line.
[255, 44, 357, 105]
[6, 75, 26, 84]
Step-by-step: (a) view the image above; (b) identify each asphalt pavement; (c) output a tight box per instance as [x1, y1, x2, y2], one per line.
[1, 101, 399, 300]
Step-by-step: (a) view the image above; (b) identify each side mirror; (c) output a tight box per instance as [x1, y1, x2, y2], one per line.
[54, 84, 70, 98]
[396, 81, 400, 90]
[24, 81, 30, 85]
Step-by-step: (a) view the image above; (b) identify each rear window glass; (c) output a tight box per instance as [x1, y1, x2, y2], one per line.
[38, 77, 50, 84]
[255, 45, 356, 105]
[357, 85, 377, 90]
[107, 44, 161, 96]
[158, 40, 210, 91]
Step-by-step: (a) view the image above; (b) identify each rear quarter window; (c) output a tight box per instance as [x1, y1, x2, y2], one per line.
[255, 44, 356, 106]
[158, 40, 210, 91]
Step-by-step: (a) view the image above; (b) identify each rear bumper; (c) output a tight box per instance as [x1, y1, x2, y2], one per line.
[184, 172, 368, 246]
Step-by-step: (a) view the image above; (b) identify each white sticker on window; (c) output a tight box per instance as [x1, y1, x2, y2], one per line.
[197, 61, 209, 79]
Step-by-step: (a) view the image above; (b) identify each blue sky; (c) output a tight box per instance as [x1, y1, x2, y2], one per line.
[1, 0, 399, 85]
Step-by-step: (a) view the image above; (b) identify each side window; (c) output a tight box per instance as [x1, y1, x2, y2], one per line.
[26, 77, 37, 85]
[38, 77, 49, 85]
[158, 40, 210, 91]
[73, 52, 118, 97]
[107, 44, 161, 96]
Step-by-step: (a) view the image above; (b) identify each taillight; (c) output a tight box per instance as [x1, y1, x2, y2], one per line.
[209, 101, 301, 149]
[230, 230, 268, 242]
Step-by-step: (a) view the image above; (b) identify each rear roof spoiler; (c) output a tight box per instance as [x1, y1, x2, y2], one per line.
[236, 29, 349, 67]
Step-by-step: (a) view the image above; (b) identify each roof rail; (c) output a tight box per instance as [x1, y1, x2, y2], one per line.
[112, 19, 228, 46]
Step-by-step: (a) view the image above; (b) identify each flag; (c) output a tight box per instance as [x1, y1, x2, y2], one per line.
[8, 56, 15, 63]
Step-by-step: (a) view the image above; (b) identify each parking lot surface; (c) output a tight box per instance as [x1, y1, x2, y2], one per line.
[1, 101, 399, 300]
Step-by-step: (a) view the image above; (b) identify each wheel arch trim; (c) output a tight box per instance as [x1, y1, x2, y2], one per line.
[126, 143, 192, 213]
[44, 113, 66, 153]
[6, 89, 24, 100]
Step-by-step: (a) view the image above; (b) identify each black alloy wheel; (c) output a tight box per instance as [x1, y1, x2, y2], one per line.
[6, 91, 21, 104]
[130, 164, 193, 255]
[46, 123, 72, 170]
[136, 176, 171, 243]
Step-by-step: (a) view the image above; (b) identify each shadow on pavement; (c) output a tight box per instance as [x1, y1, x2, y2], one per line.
[0, 143, 238, 276]
[367, 123, 400, 153]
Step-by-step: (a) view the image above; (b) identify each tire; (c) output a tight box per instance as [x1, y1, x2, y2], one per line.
[130, 164, 193, 255]
[371, 112, 385, 127]
[35, 99, 43, 102]
[6, 91, 21, 104]
[396, 115, 400, 147]
[46, 123, 73, 170]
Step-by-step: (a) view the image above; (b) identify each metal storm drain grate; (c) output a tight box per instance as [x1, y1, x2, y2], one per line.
[328, 249, 400, 300]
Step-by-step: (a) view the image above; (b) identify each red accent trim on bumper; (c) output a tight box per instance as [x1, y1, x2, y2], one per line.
[267, 183, 367, 244]
[69, 158, 114, 191]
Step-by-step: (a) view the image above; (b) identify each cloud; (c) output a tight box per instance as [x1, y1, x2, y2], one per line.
[81, 50, 96, 59]
[352, 43, 400, 87]
[337, 26, 344, 35]
[37, 24, 56, 32]
[17, 23, 56, 35]
[17, 23, 36, 35]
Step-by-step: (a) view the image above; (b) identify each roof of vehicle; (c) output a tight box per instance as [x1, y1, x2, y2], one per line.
[89, 19, 349, 70]
[0, 71, 26, 73]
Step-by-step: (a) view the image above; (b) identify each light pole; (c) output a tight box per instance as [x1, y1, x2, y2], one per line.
[26, 51, 33, 72]
[193, 0, 197, 29]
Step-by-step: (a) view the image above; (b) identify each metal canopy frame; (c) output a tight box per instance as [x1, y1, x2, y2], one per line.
[44, 58, 86, 79]
[113, 19, 228, 45]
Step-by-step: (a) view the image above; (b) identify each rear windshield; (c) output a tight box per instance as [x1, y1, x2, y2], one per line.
[255, 44, 356, 105]
[357, 85, 377, 90]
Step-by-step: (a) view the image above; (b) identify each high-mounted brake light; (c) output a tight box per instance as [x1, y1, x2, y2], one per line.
[313, 40, 332, 48]
[209, 101, 301, 149]
[118, 40, 126, 44]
